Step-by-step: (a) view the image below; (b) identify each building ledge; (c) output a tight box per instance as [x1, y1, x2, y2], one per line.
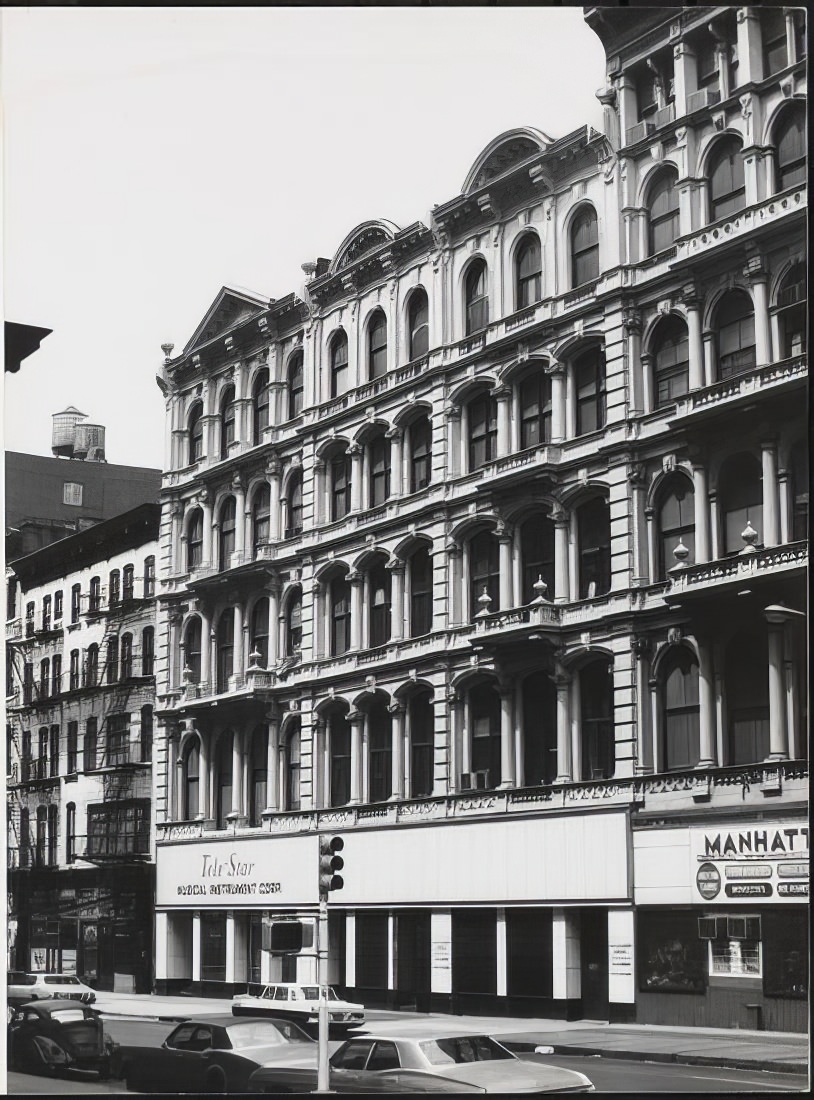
[669, 355, 806, 426]
[665, 541, 807, 602]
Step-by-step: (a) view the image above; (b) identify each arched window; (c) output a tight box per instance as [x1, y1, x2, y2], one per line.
[89, 576, 102, 613]
[469, 530, 500, 618]
[368, 311, 388, 380]
[369, 435, 391, 507]
[652, 316, 690, 407]
[408, 415, 432, 493]
[469, 683, 501, 788]
[774, 105, 806, 191]
[188, 509, 204, 570]
[286, 471, 303, 538]
[725, 631, 769, 764]
[220, 385, 236, 459]
[368, 560, 391, 648]
[37, 726, 48, 779]
[329, 710, 351, 807]
[216, 732, 233, 828]
[251, 598, 270, 667]
[570, 207, 599, 287]
[184, 741, 200, 820]
[66, 803, 76, 863]
[464, 260, 489, 334]
[522, 673, 557, 786]
[219, 497, 237, 569]
[120, 633, 133, 680]
[284, 723, 302, 811]
[252, 369, 270, 444]
[775, 262, 806, 359]
[71, 583, 81, 624]
[249, 726, 268, 827]
[577, 497, 611, 598]
[143, 556, 156, 598]
[286, 590, 303, 655]
[662, 649, 700, 771]
[330, 333, 349, 398]
[720, 453, 763, 554]
[330, 576, 351, 656]
[580, 661, 614, 780]
[407, 289, 429, 360]
[716, 290, 756, 378]
[51, 655, 62, 697]
[188, 403, 204, 465]
[216, 611, 234, 692]
[288, 352, 304, 419]
[574, 347, 606, 434]
[83, 716, 98, 771]
[123, 564, 135, 601]
[142, 626, 155, 676]
[330, 452, 351, 521]
[708, 137, 745, 221]
[519, 368, 552, 449]
[658, 476, 695, 578]
[184, 618, 202, 683]
[647, 169, 680, 256]
[520, 514, 555, 603]
[105, 633, 118, 682]
[86, 644, 99, 688]
[762, 6, 788, 75]
[69, 650, 80, 690]
[468, 391, 498, 470]
[252, 484, 271, 553]
[409, 693, 434, 799]
[409, 546, 433, 637]
[140, 704, 153, 762]
[368, 700, 392, 803]
[39, 657, 50, 698]
[515, 235, 542, 309]
[109, 569, 121, 607]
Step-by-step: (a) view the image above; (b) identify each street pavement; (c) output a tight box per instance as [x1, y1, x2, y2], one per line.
[91, 991, 809, 1077]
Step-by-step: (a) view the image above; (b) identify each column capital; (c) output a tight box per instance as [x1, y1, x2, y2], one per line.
[346, 709, 365, 725]
[347, 443, 363, 457]
[266, 457, 282, 478]
[492, 384, 512, 402]
[387, 701, 406, 716]
[386, 558, 406, 575]
[385, 427, 403, 442]
[622, 308, 642, 335]
[444, 404, 462, 421]
[231, 472, 246, 493]
[346, 570, 363, 585]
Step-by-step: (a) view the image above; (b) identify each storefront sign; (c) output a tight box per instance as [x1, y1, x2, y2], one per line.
[156, 834, 320, 908]
[695, 862, 721, 899]
[609, 944, 633, 977]
[30, 949, 47, 972]
[431, 943, 451, 970]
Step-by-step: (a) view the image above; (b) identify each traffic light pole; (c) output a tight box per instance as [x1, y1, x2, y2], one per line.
[315, 896, 332, 1094]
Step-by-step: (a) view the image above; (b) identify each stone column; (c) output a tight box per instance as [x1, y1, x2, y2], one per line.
[550, 365, 566, 444]
[686, 297, 704, 390]
[267, 460, 281, 542]
[313, 460, 325, 526]
[765, 609, 790, 761]
[564, 367, 576, 439]
[348, 710, 364, 805]
[198, 730, 210, 821]
[702, 330, 715, 387]
[267, 584, 280, 665]
[498, 685, 515, 788]
[446, 544, 462, 625]
[633, 639, 652, 774]
[778, 469, 790, 544]
[644, 506, 657, 583]
[736, 6, 764, 85]
[387, 428, 404, 498]
[748, 267, 771, 367]
[389, 703, 405, 800]
[200, 616, 212, 691]
[445, 406, 461, 479]
[265, 718, 280, 812]
[168, 613, 181, 691]
[498, 532, 513, 610]
[691, 464, 711, 562]
[232, 730, 244, 818]
[696, 638, 716, 768]
[495, 910, 507, 998]
[553, 668, 572, 784]
[671, 39, 692, 119]
[167, 731, 180, 820]
[388, 560, 405, 642]
[628, 464, 648, 586]
[553, 509, 570, 603]
[191, 911, 202, 983]
[233, 477, 246, 560]
[624, 312, 643, 415]
[175, 756, 185, 824]
[200, 492, 214, 568]
[348, 571, 363, 651]
[640, 353, 653, 414]
[495, 386, 512, 457]
[234, 604, 245, 680]
[760, 440, 779, 546]
[169, 502, 183, 574]
[552, 909, 580, 1002]
[348, 445, 363, 512]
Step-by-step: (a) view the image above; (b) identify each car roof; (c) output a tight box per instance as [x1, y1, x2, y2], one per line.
[339, 1034, 504, 1044]
[171, 1015, 287, 1028]
[17, 999, 96, 1014]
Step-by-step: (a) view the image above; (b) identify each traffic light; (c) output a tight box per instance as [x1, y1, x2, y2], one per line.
[319, 835, 344, 898]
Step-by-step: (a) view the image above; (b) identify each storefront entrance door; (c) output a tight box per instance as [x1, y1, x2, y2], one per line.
[580, 908, 608, 1020]
[395, 911, 431, 1012]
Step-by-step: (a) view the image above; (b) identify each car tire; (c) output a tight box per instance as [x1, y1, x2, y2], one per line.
[204, 1066, 228, 1093]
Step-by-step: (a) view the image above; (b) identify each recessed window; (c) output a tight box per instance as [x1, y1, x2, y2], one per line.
[647, 170, 680, 256]
[369, 436, 390, 508]
[288, 352, 304, 419]
[574, 348, 606, 435]
[63, 482, 84, 506]
[368, 560, 391, 648]
[287, 473, 303, 538]
[570, 208, 599, 287]
[330, 454, 351, 522]
[515, 235, 542, 309]
[519, 369, 552, 449]
[653, 316, 690, 407]
[468, 392, 498, 471]
[774, 106, 806, 192]
[220, 386, 236, 459]
[253, 369, 270, 444]
[762, 8, 788, 76]
[716, 291, 756, 379]
[469, 530, 500, 618]
[408, 416, 432, 493]
[368, 311, 388, 380]
[330, 577, 351, 656]
[188, 403, 204, 464]
[408, 289, 429, 360]
[708, 138, 745, 221]
[330, 334, 349, 398]
[464, 261, 489, 334]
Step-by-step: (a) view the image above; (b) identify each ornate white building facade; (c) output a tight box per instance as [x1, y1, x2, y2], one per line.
[151, 5, 807, 1030]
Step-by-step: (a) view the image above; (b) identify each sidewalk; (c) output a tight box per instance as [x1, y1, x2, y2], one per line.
[93, 992, 809, 1077]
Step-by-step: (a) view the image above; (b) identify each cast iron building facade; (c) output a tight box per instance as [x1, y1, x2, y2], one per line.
[152, 5, 807, 1031]
[6, 504, 160, 993]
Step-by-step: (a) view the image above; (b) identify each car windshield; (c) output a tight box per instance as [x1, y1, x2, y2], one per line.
[419, 1037, 514, 1065]
[8, 974, 36, 985]
[299, 986, 339, 1001]
[49, 1008, 88, 1024]
[228, 1020, 313, 1049]
[44, 976, 82, 985]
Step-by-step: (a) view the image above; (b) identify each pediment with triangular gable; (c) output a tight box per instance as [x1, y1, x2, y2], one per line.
[183, 285, 271, 356]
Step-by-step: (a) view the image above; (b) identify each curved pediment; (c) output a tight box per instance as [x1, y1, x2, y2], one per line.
[462, 127, 554, 194]
[330, 220, 401, 275]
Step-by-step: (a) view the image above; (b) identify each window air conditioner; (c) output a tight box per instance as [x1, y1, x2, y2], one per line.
[460, 770, 489, 791]
[687, 87, 721, 113]
[625, 120, 655, 145]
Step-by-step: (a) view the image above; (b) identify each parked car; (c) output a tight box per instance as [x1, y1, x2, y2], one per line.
[7, 971, 96, 1008]
[112, 1014, 318, 1093]
[248, 1033, 595, 1094]
[232, 982, 365, 1032]
[8, 1000, 115, 1078]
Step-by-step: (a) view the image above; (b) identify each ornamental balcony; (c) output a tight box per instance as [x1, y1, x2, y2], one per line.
[6, 618, 22, 641]
[173, 666, 279, 712]
[669, 355, 806, 427]
[672, 185, 806, 268]
[665, 541, 807, 603]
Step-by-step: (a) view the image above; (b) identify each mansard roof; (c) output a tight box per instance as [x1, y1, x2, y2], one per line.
[462, 127, 555, 194]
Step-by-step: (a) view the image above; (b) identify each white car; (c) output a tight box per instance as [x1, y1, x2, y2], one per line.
[232, 983, 364, 1032]
[7, 971, 97, 1007]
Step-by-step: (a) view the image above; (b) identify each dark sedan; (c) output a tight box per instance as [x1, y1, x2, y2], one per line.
[113, 1014, 317, 1093]
[8, 999, 115, 1078]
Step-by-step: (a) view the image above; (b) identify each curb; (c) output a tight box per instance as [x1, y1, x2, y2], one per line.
[502, 1040, 809, 1077]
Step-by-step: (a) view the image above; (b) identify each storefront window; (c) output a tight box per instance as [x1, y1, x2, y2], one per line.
[701, 914, 762, 977]
[201, 912, 226, 983]
[638, 911, 706, 994]
[763, 909, 808, 998]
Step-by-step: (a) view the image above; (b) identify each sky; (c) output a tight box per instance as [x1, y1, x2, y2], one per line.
[2, 5, 606, 469]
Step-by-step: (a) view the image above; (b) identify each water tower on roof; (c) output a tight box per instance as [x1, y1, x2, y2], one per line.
[51, 407, 107, 461]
